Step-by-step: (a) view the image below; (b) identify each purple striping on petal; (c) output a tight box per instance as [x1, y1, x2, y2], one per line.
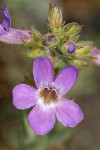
[1, 6, 11, 32]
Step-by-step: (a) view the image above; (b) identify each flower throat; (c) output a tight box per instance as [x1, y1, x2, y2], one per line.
[40, 88, 57, 103]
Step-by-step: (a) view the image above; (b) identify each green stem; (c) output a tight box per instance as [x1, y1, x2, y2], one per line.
[18, 111, 36, 140]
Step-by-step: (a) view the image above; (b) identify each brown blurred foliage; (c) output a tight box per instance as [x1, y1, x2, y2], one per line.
[62, 0, 100, 19]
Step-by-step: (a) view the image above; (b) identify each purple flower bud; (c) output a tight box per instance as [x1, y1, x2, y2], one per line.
[42, 35, 54, 46]
[1, 6, 11, 32]
[68, 42, 76, 53]
[42, 34, 58, 47]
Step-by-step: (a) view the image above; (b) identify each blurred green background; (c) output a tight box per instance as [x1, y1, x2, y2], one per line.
[0, 0, 100, 150]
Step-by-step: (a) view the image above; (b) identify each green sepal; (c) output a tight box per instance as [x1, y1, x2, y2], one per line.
[56, 47, 63, 55]
[70, 34, 80, 42]
[63, 22, 82, 36]
[85, 54, 96, 59]
[24, 27, 43, 48]
[76, 47, 93, 55]
[70, 59, 88, 67]
[31, 26, 42, 42]
[24, 41, 38, 48]
[76, 41, 95, 47]
[26, 49, 43, 58]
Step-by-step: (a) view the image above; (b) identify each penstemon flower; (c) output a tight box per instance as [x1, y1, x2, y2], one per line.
[0, 5, 97, 67]
[0, 6, 32, 44]
[13, 57, 84, 135]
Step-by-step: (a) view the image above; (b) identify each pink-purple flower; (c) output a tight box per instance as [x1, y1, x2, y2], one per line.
[91, 49, 100, 66]
[12, 57, 84, 135]
[0, 6, 32, 44]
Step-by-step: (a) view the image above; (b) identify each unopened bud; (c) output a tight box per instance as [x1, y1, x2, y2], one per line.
[68, 42, 76, 53]
[48, 3, 63, 28]
[61, 42, 76, 54]
[42, 34, 59, 48]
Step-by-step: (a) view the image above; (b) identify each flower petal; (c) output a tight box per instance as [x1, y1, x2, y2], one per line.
[0, 24, 32, 44]
[1, 6, 11, 32]
[91, 49, 100, 56]
[28, 104, 55, 135]
[13, 84, 37, 110]
[54, 98, 84, 128]
[33, 57, 54, 88]
[0, 6, 32, 44]
[91, 49, 100, 66]
[53, 66, 78, 95]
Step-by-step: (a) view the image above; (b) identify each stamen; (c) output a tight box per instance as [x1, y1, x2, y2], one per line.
[40, 87, 58, 103]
